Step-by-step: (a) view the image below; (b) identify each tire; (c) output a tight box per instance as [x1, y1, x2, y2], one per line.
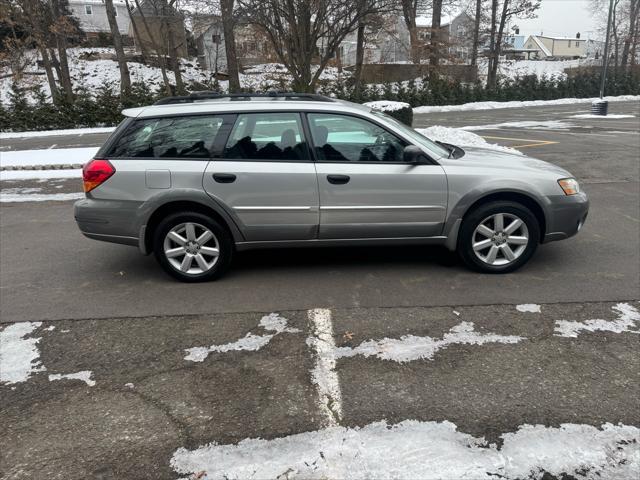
[153, 211, 233, 282]
[458, 201, 540, 274]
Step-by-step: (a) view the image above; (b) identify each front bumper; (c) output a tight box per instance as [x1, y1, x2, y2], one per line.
[542, 192, 589, 243]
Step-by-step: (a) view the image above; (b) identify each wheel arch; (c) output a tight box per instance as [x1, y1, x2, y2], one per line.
[142, 200, 242, 255]
[444, 190, 547, 250]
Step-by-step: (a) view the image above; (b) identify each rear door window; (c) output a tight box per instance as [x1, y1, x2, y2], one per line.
[223, 112, 309, 161]
[107, 115, 228, 159]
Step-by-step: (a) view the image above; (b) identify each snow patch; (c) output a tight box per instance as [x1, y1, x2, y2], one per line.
[184, 313, 299, 363]
[417, 126, 522, 154]
[570, 114, 636, 119]
[516, 304, 541, 313]
[555, 303, 640, 338]
[0, 322, 45, 384]
[463, 120, 577, 131]
[364, 100, 411, 112]
[413, 95, 640, 114]
[170, 420, 640, 479]
[334, 321, 524, 363]
[0, 127, 115, 139]
[48, 370, 96, 387]
[0, 147, 98, 167]
[0, 192, 84, 203]
[0, 169, 81, 180]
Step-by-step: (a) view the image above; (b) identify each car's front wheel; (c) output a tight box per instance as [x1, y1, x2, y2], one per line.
[458, 201, 540, 273]
[153, 212, 232, 282]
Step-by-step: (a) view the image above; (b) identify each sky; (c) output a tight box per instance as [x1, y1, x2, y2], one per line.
[514, 0, 600, 39]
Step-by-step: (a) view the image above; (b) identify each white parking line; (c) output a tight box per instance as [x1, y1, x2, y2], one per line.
[306, 308, 343, 427]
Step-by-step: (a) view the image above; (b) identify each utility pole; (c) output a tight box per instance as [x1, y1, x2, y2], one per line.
[599, 0, 615, 99]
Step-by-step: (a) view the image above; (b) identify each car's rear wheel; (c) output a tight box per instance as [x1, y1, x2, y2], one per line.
[153, 212, 232, 282]
[458, 201, 540, 273]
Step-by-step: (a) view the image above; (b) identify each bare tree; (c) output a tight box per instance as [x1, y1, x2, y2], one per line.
[470, 0, 484, 66]
[129, 0, 172, 94]
[621, 0, 639, 66]
[220, 0, 240, 92]
[429, 0, 443, 71]
[401, 0, 426, 63]
[50, 0, 74, 101]
[486, 0, 540, 89]
[104, 0, 131, 96]
[238, 0, 382, 92]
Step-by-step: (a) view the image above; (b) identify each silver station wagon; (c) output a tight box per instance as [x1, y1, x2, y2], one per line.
[75, 92, 589, 282]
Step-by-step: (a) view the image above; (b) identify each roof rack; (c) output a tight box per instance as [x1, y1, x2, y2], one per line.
[153, 91, 335, 106]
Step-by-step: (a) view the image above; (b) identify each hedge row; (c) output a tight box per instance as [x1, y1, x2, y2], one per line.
[1, 71, 638, 132]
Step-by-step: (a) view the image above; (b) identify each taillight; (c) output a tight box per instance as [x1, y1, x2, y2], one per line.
[83, 159, 115, 193]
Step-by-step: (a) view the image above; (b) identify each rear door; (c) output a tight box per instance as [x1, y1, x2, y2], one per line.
[203, 112, 320, 241]
[307, 113, 448, 239]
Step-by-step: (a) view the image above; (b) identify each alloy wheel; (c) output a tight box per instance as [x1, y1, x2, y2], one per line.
[163, 222, 220, 275]
[472, 213, 529, 266]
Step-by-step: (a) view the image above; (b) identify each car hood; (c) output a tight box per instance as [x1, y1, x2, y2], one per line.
[449, 146, 572, 177]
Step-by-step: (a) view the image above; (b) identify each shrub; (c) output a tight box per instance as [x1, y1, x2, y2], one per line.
[364, 101, 413, 126]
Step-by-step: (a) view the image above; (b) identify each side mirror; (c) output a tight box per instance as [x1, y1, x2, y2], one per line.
[403, 145, 430, 165]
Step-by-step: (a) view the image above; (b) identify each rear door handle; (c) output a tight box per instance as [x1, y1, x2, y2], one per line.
[213, 173, 236, 183]
[327, 174, 350, 185]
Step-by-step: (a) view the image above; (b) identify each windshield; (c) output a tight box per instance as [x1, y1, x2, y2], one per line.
[371, 110, 451, 158]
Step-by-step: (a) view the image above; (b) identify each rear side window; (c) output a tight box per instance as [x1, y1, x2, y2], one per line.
[107, 115, 226, 159]
[223, 112, 309, 161]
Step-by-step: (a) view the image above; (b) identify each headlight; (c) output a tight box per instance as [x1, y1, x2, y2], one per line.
[558, 178, 580, 195]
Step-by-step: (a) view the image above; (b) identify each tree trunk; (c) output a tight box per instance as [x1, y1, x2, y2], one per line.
[621, 0, 638, 67]
[165, 18, 185, 94]
[401, 1, 420, 63]
[429, 0, 443, 75]
[51, 0, 74, 102]
[408, 22, 420, 63]
[125, 0, 149, 62]
[487, 0, 498, 88]
[105, 0, 131, 96]
[221, 0, 241, 92]
[132, 0, 172, 95]
[471, 0, 482, 66]
[38, 46, 60, 103]
[353, 20, 365, 96]
[489, 0, 509, 87]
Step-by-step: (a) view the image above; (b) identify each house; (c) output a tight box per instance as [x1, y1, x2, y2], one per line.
[129, 0, 187, 57]
[502, 32, 540, 60]
[523, 34, 587, 60]
[333, 15, 411, 66]
[415, 10, 475, 63]
[68, 0, 131, 39]
[193, 16, 276, 71]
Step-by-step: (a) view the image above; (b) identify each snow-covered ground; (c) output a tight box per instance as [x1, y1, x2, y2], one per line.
[0, 147, 98, 168]
[171, 420, 639, 479]
[413, 95, 640, 114]
[478, 59, 592, 81]
[0, 49, 347, 104]
[0, 127, 116, 139]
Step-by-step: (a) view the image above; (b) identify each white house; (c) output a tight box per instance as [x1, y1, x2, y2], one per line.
[523, 34, 588, 60]
[68, 0, 131, 37]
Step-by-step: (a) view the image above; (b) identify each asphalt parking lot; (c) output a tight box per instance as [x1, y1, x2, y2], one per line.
[1, 100, 639, 479]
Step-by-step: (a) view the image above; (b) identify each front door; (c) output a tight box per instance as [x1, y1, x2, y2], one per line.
[203, 112, 319, 241]
[307, 113, 448, 239]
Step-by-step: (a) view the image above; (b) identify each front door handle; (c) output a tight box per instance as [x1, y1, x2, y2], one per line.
[213, 173, 236, 183]
[327, 174, 350, 185]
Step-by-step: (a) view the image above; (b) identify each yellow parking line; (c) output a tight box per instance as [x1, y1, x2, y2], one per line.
[480, 135, 559, 149]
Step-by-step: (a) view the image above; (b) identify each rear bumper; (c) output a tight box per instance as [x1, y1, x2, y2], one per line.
[74, 198, 142, 248]
[542, 192, 589, 243]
